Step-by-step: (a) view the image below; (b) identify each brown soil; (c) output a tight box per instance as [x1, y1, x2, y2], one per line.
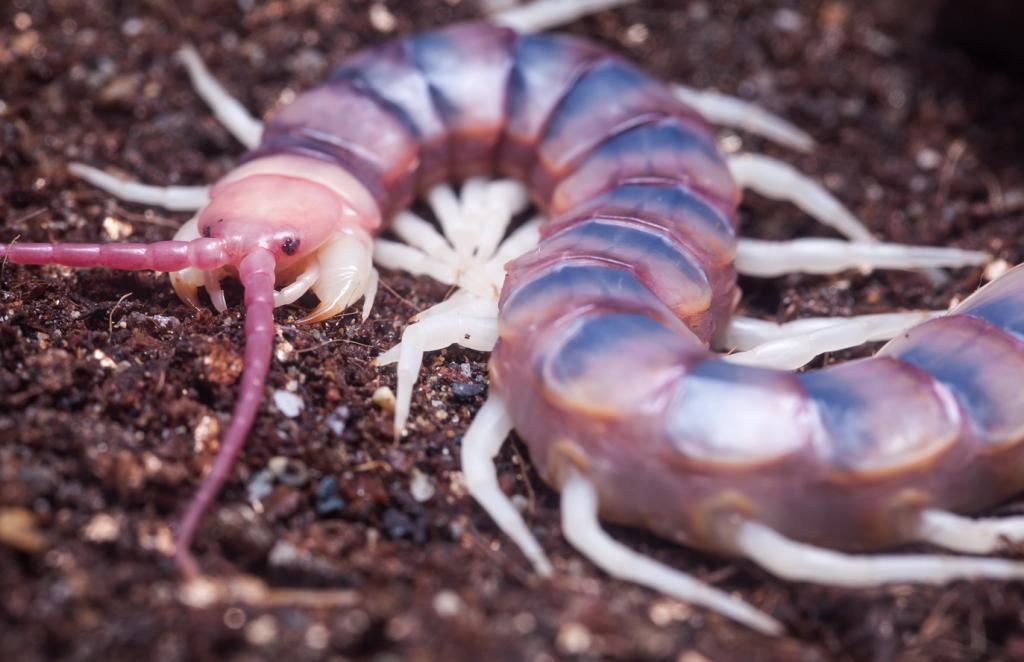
[2, 1, 1024, 660]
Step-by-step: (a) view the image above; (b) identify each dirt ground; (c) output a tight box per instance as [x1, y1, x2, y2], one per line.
[3, 1, 1024, 660]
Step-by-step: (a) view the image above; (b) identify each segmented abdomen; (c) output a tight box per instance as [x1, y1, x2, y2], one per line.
[248, 22, 1024, 552]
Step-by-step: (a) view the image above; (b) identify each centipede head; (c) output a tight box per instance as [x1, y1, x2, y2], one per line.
[197, 174, 347, 269]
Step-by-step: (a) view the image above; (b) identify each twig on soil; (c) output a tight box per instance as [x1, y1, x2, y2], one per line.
[1, 234, 20, 283]
[108, 292, 133, 333]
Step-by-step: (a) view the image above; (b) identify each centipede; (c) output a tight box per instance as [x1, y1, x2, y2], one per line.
[3, 0, 1022, 636]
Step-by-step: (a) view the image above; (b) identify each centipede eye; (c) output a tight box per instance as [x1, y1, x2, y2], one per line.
[281, 237, 299, 256]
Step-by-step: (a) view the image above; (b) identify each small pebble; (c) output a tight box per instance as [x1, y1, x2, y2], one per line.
[382, 508, 414, 540]
[451, 382, 485, 399]
[557, 622, 593, 655]
[102, 215, 133, 240]
[316, 476, 346, 516]
[373, 386, 396, 412]
[326, 405, 350, 436]
[915, 147, 942, 170]
[193, 415, 220, 453]
[273, 390, 304, 418]
[247, 469, 275, 502]
[369, 3, 397, 32]
[245, 614, 279, 646]
[268, 540, 301, 568]
[0, 507, 46, 553]
[985, 258, 1011, 282]
[305, 623, 329, 650]
[268, 456, 309, 487]
[82, 513, 120, 543]
[409, 469, 435, 503]
[432, 590, 462, 617]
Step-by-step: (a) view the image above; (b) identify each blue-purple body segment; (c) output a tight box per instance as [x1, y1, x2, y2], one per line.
[251, 22, 1024, 552]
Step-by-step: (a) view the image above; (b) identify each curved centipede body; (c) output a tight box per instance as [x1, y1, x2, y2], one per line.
[3, 0, 1023, 636]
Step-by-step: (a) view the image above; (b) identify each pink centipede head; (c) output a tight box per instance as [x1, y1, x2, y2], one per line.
[199, 174, 346, 269]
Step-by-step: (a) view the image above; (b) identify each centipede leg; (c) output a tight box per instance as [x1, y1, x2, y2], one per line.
[274, 261, 321, 307]
[736, 237, 989, 278]
[733, 519, 1024, 587]
[720, 313, 942, 370]
[719, 312, 944, 351]
[673, 84, 815, 153]
[488, 0, 636, 34]
[68, 163, 210, 212]
[378, 310, 499, 437]
[559, 469, 783, 635]
[391, 211, 461, 268]
[727, 153, 875, 242]
[461, 394, 553, 576]
[204, 270, 229, 313]
[176, 46, 263, 149]
[917, 509, 1024, 554]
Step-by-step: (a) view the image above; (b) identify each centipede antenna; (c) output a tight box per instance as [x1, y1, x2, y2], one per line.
[560, 469, 784, 635]
[461, 394, 554, 576]
[68, 163, 211, 212]
[174, 248, 277, 576]
[0, 237, 229, 273]
[734, 519, 1024, 587]
[487, 0, 636, 33]
[917, 509, 1024, 554]
[176, 45, 264, 149]
[736, 237, 990, 278]
[674, 84, 815, 153]
[727, 153, 875, 243]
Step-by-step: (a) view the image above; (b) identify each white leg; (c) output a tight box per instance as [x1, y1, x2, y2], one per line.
[917, 509, 1024, 555]
[380, 311, 500, 437]
[169, 215, 205, 308]
[717, 311, 942, 353]
[361, 267, 379, 322]
[560, 469, 783, 635]
[373, 240, 458, 286]
[457, 177, 492, 261]
[391, 211, 460, 267]
[413, 292, 498, 323]
[674, 85, 814, 153]
[476, 179, 531, 260]
[735, 519, 1024, 587]
[484, 217, 543, 289]
[274, 261, 321, 307]
[722, 311, 944, 370]
[487, 0, 635, 33]
[176, 46, 263, 149]
[736, 238, 990, 278]
[728, 153, 874, 242]
[204, 271, 228, 312]
[428, 184, 476, 259]
[461, 394, 553, 575]
[68, 163, 210, 212]
[300, 228, 375, 324]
